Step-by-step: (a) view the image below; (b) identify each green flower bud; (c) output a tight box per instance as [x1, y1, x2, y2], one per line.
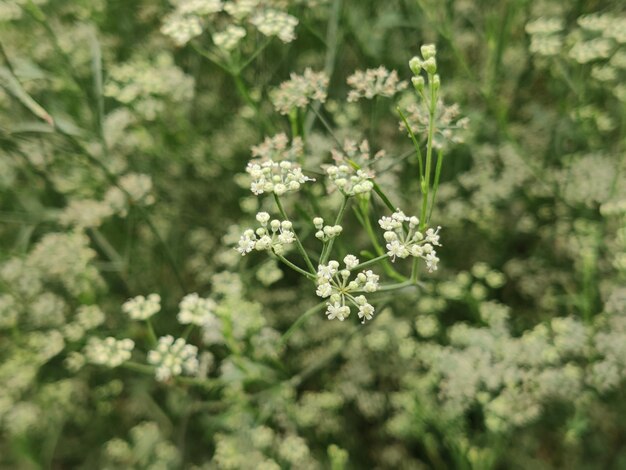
[411, 75, 425, 92]
[423, 57, 437, 74]
[432, 74, 441, 91]
[421, 43, 437, 59]
[409, 56, 422, 74]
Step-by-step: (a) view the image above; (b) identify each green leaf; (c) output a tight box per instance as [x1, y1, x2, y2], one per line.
[0, 66, 54, 126]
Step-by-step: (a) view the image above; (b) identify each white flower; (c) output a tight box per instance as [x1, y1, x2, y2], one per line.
[84, 337, 134, 368]
[178, 293, 217, 326]
[122, 294, 161, 320]
[379, 209, 442, 272]
[357, 302, 375, 323]
[347, 67, 408, 102]
[246, 159, 314, 196]
[326, 302, 350, 321]
[315, 258, 379, 323]
[316, 282, 333, 298]
[325, 165, 374, 196]
[343, 254, 359, 269]
[147, 335, 199, 382]
[161, 14, 203, 46]
[270, 68, 328, 115]
[256, 212, 271, 225]
[213, 25, 246, 51]
[236, 217, 296, 256]
[250, 9, 298, 43]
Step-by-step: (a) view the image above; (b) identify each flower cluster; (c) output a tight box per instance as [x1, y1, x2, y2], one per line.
[313, 217, 342, 242]
[398, 99, 469, 150]
[324, 164, 374, 196]
[250, 9, 298, 43]
[236, 213, 296, 256]
[525, 17, 564, 56]
[122, 294, 161, 321]
[177, 293, 217, 326]
[246, 159, 314, 196]
[270, 68, 329, 115]
[379, 210, 441, 271]
[315, 256, 379, 322]
[84, 337, 135, 368]
[330, 139, 386, 168]
[147, 335, 199, 382]
[104, 55, 194, 115]
[251, 133, 303, 161]
[347, 67, 407, 102]
[213, 25, 246, 51]
[161, 0, 223, 46]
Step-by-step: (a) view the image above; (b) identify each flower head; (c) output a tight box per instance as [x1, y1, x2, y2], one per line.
[379, 209, 441, 271]
[315, 257, 379, 323]
[147, 335, 199, 382]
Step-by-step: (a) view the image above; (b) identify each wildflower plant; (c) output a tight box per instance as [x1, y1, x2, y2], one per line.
[2, 0, 626, 468]
[231, 43, 450, 334]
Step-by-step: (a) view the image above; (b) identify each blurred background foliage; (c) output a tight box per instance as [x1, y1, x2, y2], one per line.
[0, 0, 625, 468]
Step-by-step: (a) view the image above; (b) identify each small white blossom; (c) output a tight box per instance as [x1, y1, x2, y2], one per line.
[213, 25, 246, 51]
[178, 0, 223, 15]
[148, 335, 199, 382]
[178, 293, 217, 326]
[379, 209, 441, 271]
[236, 216, 296, 255]
[84, 337, 134, 368]
[122, 294, 161, 320]
[343, 254, 359, 269]
[246, 159, 314, 196]
[315, 258, 379, 323]
[325, 164, 374, 196]
[250, 9, 298, 43]
[347, 67, 408, 102]
[161, 14, 203, 46]
[270, 69, 328, 115]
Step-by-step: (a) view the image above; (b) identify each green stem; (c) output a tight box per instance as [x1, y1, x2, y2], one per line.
[357, 206, 406, 282]
[371, 280, 416, 293]
[420, 74, 437, 231]
[289, 109, 299, 138]
[320, 195, 349, 265]
[182, 324, 195, 340]
[146, 319, 158, 345]
[428, 149, 444, 223]
[352, 254, 390, 271]
[276, 254, 316, 280]
[304, 0, 343, 134]
[273, 194, 316, 273]
[279, 301, 327, 347]
[397, 106, 424, 181]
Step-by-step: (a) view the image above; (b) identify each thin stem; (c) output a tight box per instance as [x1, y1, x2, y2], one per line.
[304, 0, 343, 134]
[182, 324, 194, 341]
[356, 205, 406, 282]
[370, 280, 416, 293]
[397, 106, 425, 181]
[352, 254, 390, 271]
[273, 194, 316, 273]
[320, 195, 349, 265]
[276, 254, 316, 280]
[420, 74, 438, 231]
[146, 319, 158, 346]
[236, 37, 273, 73]
[428, 148, 444, 223]
[279, 301, 327, 347]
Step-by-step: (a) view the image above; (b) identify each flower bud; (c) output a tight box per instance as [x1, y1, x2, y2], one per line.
[423, 58, 437, 75]
[411, 76, 425, 92]
[409, 56, 422, 74]
[420, 44, 437, 59]
[432, 74, 441, 91]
